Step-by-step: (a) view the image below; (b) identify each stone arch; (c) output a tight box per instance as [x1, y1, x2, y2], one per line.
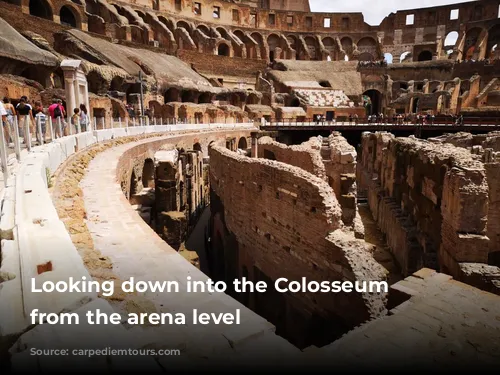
[198, 92, 211, 104]
[87, 71, 108, 94]
[384, 52, 393, 64]
[142, 158, 155, 189]
[487, 24, 500, 59]
[197, 24, 211, 37]
[267, 33, 281, 61]
[158, 16, 174, 32]
[363, 89, 382, 115]
[304, 36, 318, 60]
[357, 36, 377, 59]
[237, 137, 247, 150]
[19, 66, 50, 87]
[181, 90, 196, 103]
[176, 20, 192, 33]
[216, 27, 230, 39]
[59, 5, 79, 28]
[29, 0, 53, 20]
[164, 87, 180, 103]
[322, 37, 337, 60]
[464, 27, 484, 60]
[110, 76, 125, 92]
[217, 42, 230, 56]
[250, 32, 266, 60]
[400, 51, 412, 63]
[417, 50, 433, 61]
[340, 37, 353, 58]
[193, 142, 202, 152]
[246, 93, 259, 105]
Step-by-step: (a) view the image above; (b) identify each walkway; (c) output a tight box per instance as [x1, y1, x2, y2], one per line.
[79, 130, 299, 366]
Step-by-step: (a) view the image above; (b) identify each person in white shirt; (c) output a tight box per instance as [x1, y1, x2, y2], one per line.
[0, 100, 9, 145]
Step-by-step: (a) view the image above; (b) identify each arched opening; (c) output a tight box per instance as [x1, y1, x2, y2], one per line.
[20, 66, 49, 86]
[363, 90, 382, 115]
[217, 43, 230, 56]
[126, 83, 141, 105]
[216, 27, 229, 39]
[29, 0, 52, 20]
[464, 27, 483, 60]
[142, 159, 155, 189]
[176, 20, 191, 32]
[181, 90, 195, 103]
[267, 34, 280, 61]
[322, 37, 337, 60]
[444, 31, 459, 49]
[238, 137, 247, 150]
[318, 81, 331, 88]
[487, 25, 500, 59]
[193, 143, 202, 152]
[246, 93, 259, 105]
[341, 37, 353, 59]
[412, 97, 420, 113]
[129, 171, 138, 199]
[358, 52, 374, 61]
[400, 51, 412, 62]
[197, 24, 211, 37]
[110, 76, 124, 92]
[290, 98, 301, 107]
[384, 52, 393, 64]
[60, 5, 77, 27]
[304, 36, 317, 60]
[417, 50, 433, 61]
[357, 37, 377, 60]
[198, 92, 211, 104]
[164, 88, 179, 103]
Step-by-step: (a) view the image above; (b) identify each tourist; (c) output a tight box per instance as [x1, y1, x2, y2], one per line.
[16, 96, 34, 144]
[0, 98, 8, 145]
[71, 107, 80, 133]
[48, 99, 65, 138]
[79, 104, 89, 132]
[354, 113, 358, 125]
[34, 107, 47, 144]
[2, 97, 16, 144]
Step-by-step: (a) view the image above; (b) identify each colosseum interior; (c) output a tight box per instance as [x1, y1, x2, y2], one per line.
[0, 0, 500, 372]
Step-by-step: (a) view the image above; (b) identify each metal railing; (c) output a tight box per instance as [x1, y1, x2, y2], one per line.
[262, 117, 500, 127]
[0, 114, 252, 189]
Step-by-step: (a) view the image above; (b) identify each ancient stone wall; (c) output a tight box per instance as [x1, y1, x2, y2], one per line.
[257, 136, 326, 180]
[209, 144, 387, 348]
[359, 132, 500, 294]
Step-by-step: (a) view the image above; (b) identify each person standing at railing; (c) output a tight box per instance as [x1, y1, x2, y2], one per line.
[79, 104, 89, 132]
[48, 99, 65, 138]
[71, 107, 80, 133]
[16, 97, 34, 145]
[34, 108, 47, 144]
[1, 97, 15, 145]
[0, 99, 9, 145]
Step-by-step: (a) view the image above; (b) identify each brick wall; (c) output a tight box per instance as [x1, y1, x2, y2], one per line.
[359, 132, 495, 283]
[209, 145, 387, 347]
[178, 49, 267, 78]
[257, 136, 326, 180]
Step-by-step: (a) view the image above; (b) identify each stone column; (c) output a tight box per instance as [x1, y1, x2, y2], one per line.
[251, 133, 258, 158]
[65, 78, 76, 114]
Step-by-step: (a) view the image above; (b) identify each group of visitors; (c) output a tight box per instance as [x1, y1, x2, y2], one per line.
[358, 60, 388, 68]
[0, 96, 90, 147]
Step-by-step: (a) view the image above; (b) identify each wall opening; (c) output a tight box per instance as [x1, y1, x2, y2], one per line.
[60, 6, 77, 27]
[142, 159, 155, 189]
[29, 0, 52, 20]
[417, 50, 433, 61]
[217, 43, 230, 56]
